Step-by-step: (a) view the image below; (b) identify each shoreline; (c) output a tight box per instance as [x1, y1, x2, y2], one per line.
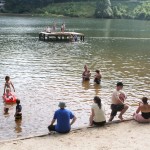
[0, 120, 149, 150]
[0, 118, 133, 143]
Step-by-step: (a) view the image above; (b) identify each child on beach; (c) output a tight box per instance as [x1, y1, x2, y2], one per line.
[3, 76, 15, 95]
[14, 99, 22, 120]
[94, 70, 102, 84]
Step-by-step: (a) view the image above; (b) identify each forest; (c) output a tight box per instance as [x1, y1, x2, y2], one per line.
[2, 0, 150, 20]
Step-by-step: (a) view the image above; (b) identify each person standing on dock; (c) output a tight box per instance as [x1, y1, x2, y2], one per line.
[52, 22, 56, 32]
[61, 23, 65, 32]
[109, 82, 128, 122]
[48, 102, 76, 133]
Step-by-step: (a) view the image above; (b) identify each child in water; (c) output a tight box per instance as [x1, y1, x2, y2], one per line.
[4, 76, 15, 95]
[14, 99, 22, 120]
[4, 107, 9, 114]
[5, 88, 13, 100]
[94, 70, 102, 84]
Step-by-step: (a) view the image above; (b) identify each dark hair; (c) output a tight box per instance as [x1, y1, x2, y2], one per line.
[94, 96, 101, 109]
[5, 76, 10, 81]
[95, 70, 100, 74]
[117, 82, 123, 87]
[142, 97, 148, 104]
[16, 99, 20, 104]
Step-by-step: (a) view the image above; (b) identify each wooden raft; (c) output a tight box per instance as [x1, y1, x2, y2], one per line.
[39, 31, 85, 42]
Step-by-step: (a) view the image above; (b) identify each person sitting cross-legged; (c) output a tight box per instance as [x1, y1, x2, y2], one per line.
[48, 102, 76, 133]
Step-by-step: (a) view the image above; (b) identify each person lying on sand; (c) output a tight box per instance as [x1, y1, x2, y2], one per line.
[133, 97, 150, 123]
[109, 82, 128, 122]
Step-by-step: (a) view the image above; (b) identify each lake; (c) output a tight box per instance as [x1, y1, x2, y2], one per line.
[0, 16, 150, 140]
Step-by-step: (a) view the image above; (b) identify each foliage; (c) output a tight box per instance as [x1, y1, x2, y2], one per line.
[95, 0, 113, 18]
[34, 2, 95, 17]
[3, 0, 150, 20]
[133, 2, 150, 20]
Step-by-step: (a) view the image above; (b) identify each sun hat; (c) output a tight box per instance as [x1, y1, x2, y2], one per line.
[58, 102, 66, 108]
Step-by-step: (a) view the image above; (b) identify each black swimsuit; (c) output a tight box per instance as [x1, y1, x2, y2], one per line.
[141, 112, 150, 119]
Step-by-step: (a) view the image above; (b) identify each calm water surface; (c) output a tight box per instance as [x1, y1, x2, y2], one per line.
[0, 16, 150, 140]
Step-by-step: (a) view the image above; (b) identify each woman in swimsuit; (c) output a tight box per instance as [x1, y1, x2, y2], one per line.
[4, 76, 15, 95]
[133, 97, 150, 123]
[82, 65, 91, 81]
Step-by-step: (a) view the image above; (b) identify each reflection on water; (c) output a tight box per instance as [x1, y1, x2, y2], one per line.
[15, 120, 22, 134]
[0, 16, 150, 140]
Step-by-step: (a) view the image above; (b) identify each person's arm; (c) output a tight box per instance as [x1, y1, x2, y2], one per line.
[70, 116, 76, 126]
[89, 109, 95, 126]
[136, 106, 141, 114]
[3, 84, 6, 95]
[11, 82, 15, 92]
[50, 119, 56, 126]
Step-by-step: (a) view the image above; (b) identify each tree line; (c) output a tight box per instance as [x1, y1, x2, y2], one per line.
[3, 0, 150, 20]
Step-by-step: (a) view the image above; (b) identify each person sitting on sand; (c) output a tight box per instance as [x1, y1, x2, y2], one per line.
[89, 96, 106, 126]
[48, 102, 76, 133]
[109, 82, 128, 122]
[82, 65, 91, 81]
[4, 76, 15, 95]
[133, 97, 150, 123]
[14, 99, 22, 120]
[94, 70, 102, 84]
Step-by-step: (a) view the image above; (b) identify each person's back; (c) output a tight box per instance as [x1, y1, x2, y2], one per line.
[92, 103, 106, 122]
[55, 109, 73, 133]
[140, 103, 150, 119]
[48, 102, 76, 133]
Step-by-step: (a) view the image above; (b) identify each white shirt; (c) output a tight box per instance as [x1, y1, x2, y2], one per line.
[91, 103, 106, 122]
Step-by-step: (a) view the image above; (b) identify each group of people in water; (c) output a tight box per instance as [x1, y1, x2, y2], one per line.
[2, 65, 150, 134]
[82, 64, 102, 84]
[3, 76, 22, 120]
[48, 65, 149, 133]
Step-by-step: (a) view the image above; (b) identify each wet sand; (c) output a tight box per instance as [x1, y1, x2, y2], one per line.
[0, 120, 149, 150]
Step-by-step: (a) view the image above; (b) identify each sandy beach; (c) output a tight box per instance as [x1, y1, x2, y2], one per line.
[0, 120, 149, 150]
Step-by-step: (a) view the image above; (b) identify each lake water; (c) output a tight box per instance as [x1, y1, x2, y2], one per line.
[0, 16, 150, 140]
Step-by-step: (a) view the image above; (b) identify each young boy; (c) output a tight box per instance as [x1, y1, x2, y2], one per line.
[14, 99, 22, 120]
[4, 76, 15, 95]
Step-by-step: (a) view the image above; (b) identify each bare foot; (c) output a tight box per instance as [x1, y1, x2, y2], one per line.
[118, 115, 124, 121]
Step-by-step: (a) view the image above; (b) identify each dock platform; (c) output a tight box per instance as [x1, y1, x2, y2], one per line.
[39, 32, 84, 42]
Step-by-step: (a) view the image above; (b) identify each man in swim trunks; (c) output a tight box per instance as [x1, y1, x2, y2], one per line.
[109, 82, 129, 121]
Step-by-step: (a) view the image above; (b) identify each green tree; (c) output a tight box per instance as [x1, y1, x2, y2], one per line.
[133, 2, 150, 20]
[95, 0, 113, 18]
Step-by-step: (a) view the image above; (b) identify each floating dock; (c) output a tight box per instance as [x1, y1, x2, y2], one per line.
[39, 32, 84, 42]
